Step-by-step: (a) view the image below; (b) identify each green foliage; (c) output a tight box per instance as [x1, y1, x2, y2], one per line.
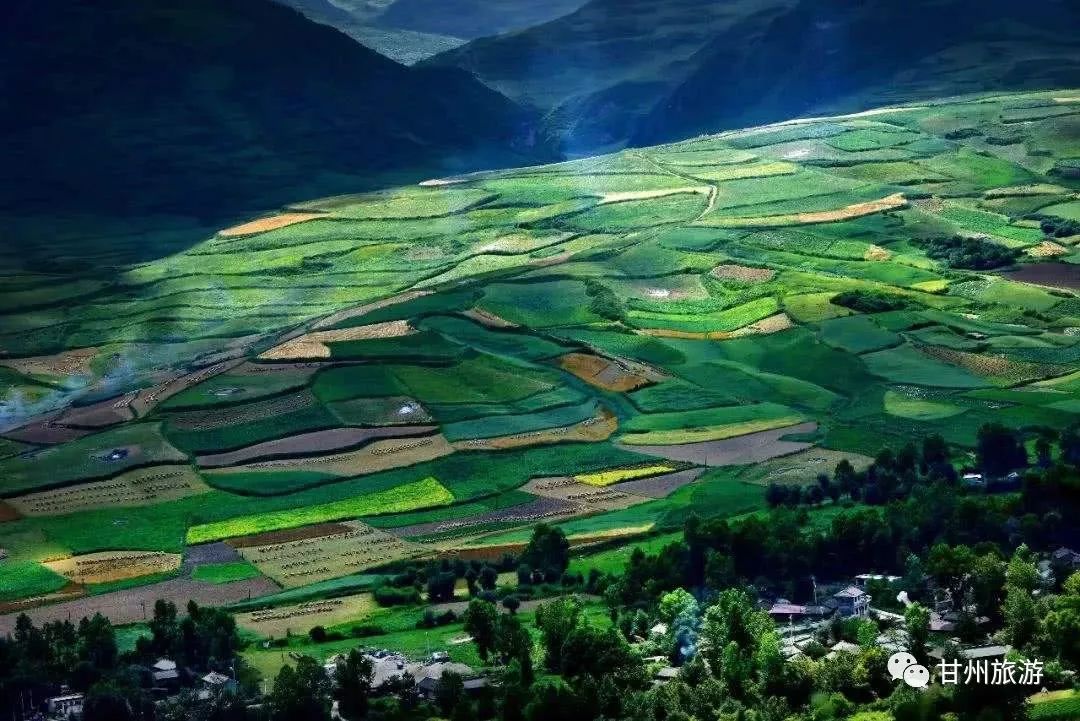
[830, 290, 909, 314]
[912, 234, 1022, 270]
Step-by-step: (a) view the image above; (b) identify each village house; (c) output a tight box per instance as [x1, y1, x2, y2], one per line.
[45, 693, 83, 720]
[831, 585, 871, 617]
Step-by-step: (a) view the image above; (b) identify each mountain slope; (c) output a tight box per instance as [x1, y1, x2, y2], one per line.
[272, 0, 464, 64]
[421, 0, 791, 153]
[634, 0, 1080, 145]
[374, 0, 587, 41]
[428, 0, 1080, 154]
[0, 0, 550, 233]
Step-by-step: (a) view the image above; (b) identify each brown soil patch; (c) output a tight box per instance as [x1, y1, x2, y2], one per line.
[1025, 241, 1070, 258]
[1004, 262, 1080, 290]
[863, 245, 893, 261]
[0, 576, 280, 634]
[702, 193, 907, 227]
[227, 522, 354, 549]
[2, 417, 96, 445]
[916, 345, 1057, 383]
[9, 465, 210, 517]
[44, 551, 181, 585]
[197, 425, 436, 468]
[388, 496, 581, 541]
[461, 308, 518, 328]
[56, 396, 136, 429]
[312, 290, 432, 330]
[440, 543, 527, 563]
[522, 477, 650, 512]
[238, 521, 425, 588]
[235, 593, 377, 637]
[710, 265, 776, 283]
[260, 321, 414, 361]
[205, 433, 455, 478]
[0, 501, 22, 522]
[558, 353, 655, 392]
[0, 347, 97, 378]
[219, 212, 324, 237]
[610, 468, 705, 498]
[455, 409, 617, 451]
[619, 421, 818, 467]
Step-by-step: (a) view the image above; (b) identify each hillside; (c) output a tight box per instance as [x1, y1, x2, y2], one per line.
[428, 0, 1080, 154]
[1, 92, 1078, 631]
[634, 0, 1080, 145]
[374, 0, 587, 41]
[272, 0, 465, 63]
[0, 0, 551, 262]
[425, 0, 793, 154]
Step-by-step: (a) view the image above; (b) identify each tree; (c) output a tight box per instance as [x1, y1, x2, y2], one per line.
[502, 595, 521, 615]
[480, 565, 499, 591]
[520, 525, 570, 581]
[1003, 545, 1039, 650]
[534, 596, 582, 672]
[334, 649, 373, 720]
[464, 599, 499, 662]
[82, 682, 134, 721]
[559, 624, 637, 680]
[904, 603, 931, 664]
[435, 671, 465, 717]
[1061, 422, 1080, 466]
[269, 656, 330, 721]
[976, 423, 1027, 477]
[495, 614, 531, 669]
[78, 613, 117, 671]
[150, 599, 178, 655]
[524, 679, 578, 721]
[699, 588, 777, 700]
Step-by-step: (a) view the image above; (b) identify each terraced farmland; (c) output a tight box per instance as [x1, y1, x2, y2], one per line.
[1, 90, 1079, 632]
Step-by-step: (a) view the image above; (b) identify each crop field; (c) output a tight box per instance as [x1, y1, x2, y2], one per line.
[1, 91, 1078, 636]
[236, 521, 424, 588]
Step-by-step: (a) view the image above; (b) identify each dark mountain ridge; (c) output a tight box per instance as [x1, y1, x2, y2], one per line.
[0, 0, 551, 228]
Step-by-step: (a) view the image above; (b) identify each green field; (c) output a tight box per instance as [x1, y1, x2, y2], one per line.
[1, 90, 1078, 645]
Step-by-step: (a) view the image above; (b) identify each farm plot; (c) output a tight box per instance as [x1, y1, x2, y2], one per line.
[54, 396, 136, 429]
[735, 448, 874, 487]
[609, 468, 705, 498]
[0, 346, 98, 379]
[453, 409, 617, 450]
[521, 478, 648, 513]
[196, 426, 438, 468]
[185, 476, 454, 544]
[129, 359, 247, 415]
[43, 551, 181, 585]
[327, 396, 433, 426]
[619, 422, 819, 467]
[0, 423, 188, 495]
[234, 593, 379, 638]
[236, 521, 425, 588]
[710, 264, 776, 283]
[259, 321, 414, 361]
[572, 463, 683, 487]
[7, 465, 209, 516]
[160, 363, 320, 410]
[203, 434, 454, 481]
[883, 390, 965, 420]
[619, 415, 805, 446]
[862, 345, 990, 388]
[388, 495, 583, 541]
[557, 353, 662, 392]
[218, 212, 324, 237]
[818, 315, 901, 354]
[696, 193, 908, 228]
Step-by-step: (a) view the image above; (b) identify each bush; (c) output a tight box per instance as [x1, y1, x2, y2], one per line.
[350, 625, 386, 638]
[373, 585, 421, 607]
[830, 290, 909, 314]
[911, 235, 1021, 270]
[309, 626, 327, 642]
